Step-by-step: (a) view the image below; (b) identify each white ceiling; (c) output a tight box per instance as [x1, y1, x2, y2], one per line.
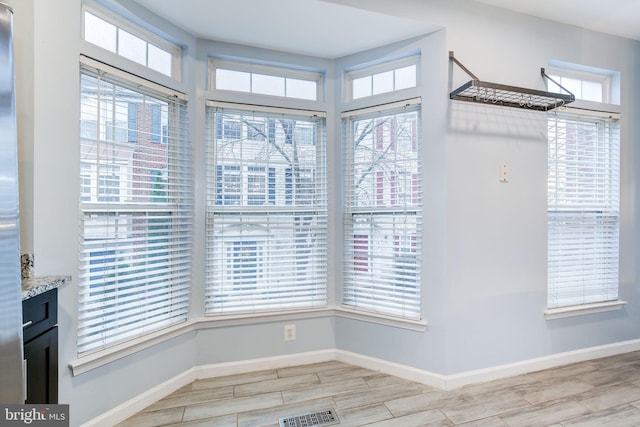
[474, 0, 640, 41]
[131, 0, 437, 58]
[131, 0, 640, 59]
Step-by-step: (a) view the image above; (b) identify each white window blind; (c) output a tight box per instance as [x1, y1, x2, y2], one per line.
[343, 101, 422, 319]
[78, 62, 193, 354]
[547, 111, 620, 309]
[205, 104, 328, 314]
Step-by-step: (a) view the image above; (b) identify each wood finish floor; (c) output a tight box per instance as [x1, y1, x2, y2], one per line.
[117, 351, 640, 426]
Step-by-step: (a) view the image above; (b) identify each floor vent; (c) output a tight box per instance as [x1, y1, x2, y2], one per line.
[279, 408, 339, 427]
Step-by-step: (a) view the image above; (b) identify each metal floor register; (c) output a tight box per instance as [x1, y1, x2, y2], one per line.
[279, 408, 339, 427]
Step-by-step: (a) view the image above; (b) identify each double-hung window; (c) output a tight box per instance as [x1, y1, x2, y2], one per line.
[343, 100, 422, 319]
[546, 63, 621, 314]
[205, 104, 328, 314]
[78, 59, 192, 354]
[547, 111, 620, 310]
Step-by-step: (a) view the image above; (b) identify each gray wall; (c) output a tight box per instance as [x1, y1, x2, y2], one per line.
[331, 0, 640, 375]
[9, 0, 640, 424]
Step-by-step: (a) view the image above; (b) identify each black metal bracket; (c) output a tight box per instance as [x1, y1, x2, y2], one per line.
[449, 51, 575, 111]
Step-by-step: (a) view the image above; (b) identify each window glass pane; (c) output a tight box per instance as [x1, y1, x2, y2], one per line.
[84, 12, 116, 53]
[216, 69, 251, 92]
[118, 29, 147, 66]
[547, 75, 562, 94]
[351, 113, 419, 208]
[286, 78, 317, 100]
[246, 121, 266, 141]
[352, 76, 371, 99]
[148, 44, 172, 77]
[395, 65, 416, 90]
[83, 9, 181, 80]
[560, 77, 582, 99]
[372, 70, 394, 95]
[582, 80, 603, 103]
[252, 73, 285, 97]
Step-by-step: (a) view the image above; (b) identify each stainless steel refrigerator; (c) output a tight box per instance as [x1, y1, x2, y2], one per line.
[0, 2, 25, 404]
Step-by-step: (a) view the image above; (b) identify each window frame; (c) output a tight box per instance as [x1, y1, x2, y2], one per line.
[204, 101, 329, 315]
[345, 55, 419, 101]
[544, 61, 624, 319]
[342, 98, 423, 321]
[545, 108, 624, 319]
[545, 67, 613, 104]
[209, 58, 324, 102]
[81, 4, 183, 80]
[77, 57, 193, 355]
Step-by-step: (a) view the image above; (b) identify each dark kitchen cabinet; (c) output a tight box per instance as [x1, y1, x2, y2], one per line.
[22, 288, 58, 404]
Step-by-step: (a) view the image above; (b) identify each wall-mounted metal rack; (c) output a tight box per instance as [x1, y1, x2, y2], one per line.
[449, 51, 575, 111]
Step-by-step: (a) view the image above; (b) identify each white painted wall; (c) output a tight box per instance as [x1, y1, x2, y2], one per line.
[9, 0, 640, 424]
[330, 0, 640, 375]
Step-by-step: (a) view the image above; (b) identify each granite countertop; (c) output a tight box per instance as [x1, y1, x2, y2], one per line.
[22, 275, 71, 300]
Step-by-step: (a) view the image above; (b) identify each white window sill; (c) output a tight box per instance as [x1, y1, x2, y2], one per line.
[69, 320, 196, 376]
[544, 300, 627, 320]
[335, 306, 427, 332]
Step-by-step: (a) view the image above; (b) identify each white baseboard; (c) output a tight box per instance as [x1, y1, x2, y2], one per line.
[335, 349, 449, 389]
[337, 338, 640, 390]
[444, 338, 640, 389]
[79, 367, 198, 427]
[80, 350, 336, 427]
[81, 339, 640, 426]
